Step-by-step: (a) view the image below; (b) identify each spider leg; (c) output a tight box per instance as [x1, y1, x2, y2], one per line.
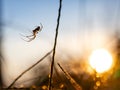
[40, 23, 43, 31]
[26, 38, 34, 42]
[26, 36, 36, 42]
[20, 37, 32, 42]
[20, 33, 34, 39]
[27, 35, 35, 39]
[21, 37, 34, 42]
[20, 33, 34, 38]
[26, 35, 34, 38]
[21, 35, 36, 42]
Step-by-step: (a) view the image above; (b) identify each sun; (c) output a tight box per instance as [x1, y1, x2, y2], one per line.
[89, 49, 113, 73]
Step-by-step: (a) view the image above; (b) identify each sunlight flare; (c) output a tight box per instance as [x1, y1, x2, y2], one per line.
[89, 49, 113, 73]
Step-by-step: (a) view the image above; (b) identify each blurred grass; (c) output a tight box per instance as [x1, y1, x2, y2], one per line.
[5, 58, 120, 90]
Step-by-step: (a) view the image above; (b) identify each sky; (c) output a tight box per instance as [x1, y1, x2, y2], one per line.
[1, 0, 120, 86]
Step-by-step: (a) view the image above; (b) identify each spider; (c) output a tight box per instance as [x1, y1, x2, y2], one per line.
[20, 23, 43, 42]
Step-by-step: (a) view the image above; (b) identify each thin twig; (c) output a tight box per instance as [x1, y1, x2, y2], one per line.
[58, 63, 82, 90]
[7, 50, 53, 89]
[48, 0, 62, 90]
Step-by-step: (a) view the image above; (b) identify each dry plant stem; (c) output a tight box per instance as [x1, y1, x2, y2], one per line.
[58, 63, 82, 90]
[7, 50, 53, 89]
[48, 0, 62, 90]
[49, 56, 61, 83]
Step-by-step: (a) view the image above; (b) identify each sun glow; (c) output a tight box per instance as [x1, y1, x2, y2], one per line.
[89, 49, 113, 73]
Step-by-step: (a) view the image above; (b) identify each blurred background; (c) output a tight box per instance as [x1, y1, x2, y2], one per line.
[1, 0, 120, 90]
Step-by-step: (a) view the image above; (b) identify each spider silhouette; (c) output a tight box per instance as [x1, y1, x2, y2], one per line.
[20, 23, 43, 42]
